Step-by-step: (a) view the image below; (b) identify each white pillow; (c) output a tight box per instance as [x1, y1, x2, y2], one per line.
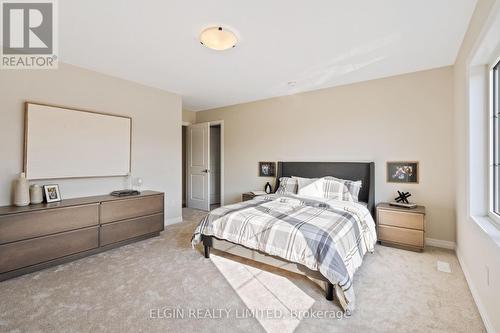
[294, 177, 323, 198]
[294, 176, 353, 201]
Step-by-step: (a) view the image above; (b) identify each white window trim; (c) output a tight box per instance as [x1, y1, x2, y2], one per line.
[488, 55, 500, 227]
[467, 0, 500, 242]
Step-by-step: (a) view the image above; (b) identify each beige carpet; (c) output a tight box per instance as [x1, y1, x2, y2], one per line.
[0, 208, 485, 333]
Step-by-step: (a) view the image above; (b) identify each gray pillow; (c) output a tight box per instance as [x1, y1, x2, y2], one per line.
[325, 177, 362, 202]
[275, 177, 298, 195]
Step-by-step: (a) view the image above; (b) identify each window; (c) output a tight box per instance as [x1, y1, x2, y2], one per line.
[491, 59, 500, 218]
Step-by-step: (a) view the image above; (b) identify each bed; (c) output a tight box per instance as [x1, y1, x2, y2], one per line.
[192, 162, 376, 313]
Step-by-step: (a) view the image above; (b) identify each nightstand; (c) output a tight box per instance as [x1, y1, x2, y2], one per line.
[242, 192, 266, 201]
[376, 203, 426, 251]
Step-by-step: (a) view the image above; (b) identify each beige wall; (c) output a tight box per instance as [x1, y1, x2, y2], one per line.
[454, 0, 500, 332]
[197, 66, 455, 242]
[0, 63, 183, 223]
[182, 110, 196, 123]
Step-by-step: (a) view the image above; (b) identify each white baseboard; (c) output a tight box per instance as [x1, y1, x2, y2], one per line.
[165, 216, 183, 226]
[425, 237, 456, 249]
[456, 248, 495, 333]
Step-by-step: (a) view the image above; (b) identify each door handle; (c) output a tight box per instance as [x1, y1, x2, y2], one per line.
[202, 169, 210, 173]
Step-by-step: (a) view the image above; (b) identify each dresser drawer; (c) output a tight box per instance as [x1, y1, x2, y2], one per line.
[100, 195, 164, 224]
[378, 225, 424, 248]
[100, 213, 164, 246]
[378, 209, 424, 230]
[0, 204, 99, 244]
[0, 226, 98, 273]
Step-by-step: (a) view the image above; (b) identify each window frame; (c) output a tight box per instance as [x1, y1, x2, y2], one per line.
[489, 57, 500, 225]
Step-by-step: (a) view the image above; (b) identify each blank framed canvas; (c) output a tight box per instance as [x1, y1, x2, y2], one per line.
[24, 103, 132, 180]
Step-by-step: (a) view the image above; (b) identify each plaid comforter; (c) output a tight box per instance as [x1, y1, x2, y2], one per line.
[192, 194, 377, 313]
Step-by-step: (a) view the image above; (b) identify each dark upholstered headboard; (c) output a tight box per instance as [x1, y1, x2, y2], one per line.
[275, 162, 375, 216]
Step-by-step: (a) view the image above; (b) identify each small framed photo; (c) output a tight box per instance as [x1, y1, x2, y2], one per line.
[259, 162, 276, 177]
[43, 184, 62, 203]
[387, 161, 419, 184]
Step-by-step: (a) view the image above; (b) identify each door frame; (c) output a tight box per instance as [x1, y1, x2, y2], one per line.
[181, 122, 191, 207]
[209, 120, 224, 206]
[183, 120, 224, 209]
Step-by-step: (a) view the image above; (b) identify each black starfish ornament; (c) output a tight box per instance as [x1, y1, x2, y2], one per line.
[395, 191, 411, 204]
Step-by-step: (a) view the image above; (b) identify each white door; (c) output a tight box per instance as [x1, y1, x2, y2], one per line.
[187, 122, 210, 210]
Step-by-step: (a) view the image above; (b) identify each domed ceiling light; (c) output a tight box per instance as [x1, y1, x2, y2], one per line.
[199, 26, 237, 51]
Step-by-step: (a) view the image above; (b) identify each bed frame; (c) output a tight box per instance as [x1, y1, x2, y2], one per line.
[202, 161, 375, 301]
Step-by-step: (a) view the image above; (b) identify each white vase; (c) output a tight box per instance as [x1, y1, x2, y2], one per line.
[14, 172, 30, 206]
[30, 184, 43, 204]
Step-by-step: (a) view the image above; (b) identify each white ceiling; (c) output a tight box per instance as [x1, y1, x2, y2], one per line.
[60, 0, 477, 111]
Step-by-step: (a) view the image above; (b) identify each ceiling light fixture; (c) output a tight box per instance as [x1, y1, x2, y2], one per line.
[199, 26, 237, 51]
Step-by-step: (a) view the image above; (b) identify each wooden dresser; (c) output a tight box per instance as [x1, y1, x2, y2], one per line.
[0, 191, 164, 281]
[376, 203, 425, 251]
